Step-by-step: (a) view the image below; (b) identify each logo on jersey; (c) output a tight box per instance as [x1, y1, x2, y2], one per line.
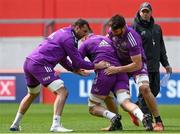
[43, 76, 51, 81]
[121, 41, 127, 47]
[141, 31, 146, 36]
[116, 41, 128, 53]
[112, 37, 118, 41]
[44, 66, 53, 72]
[127, 32, 137, 47]
[99, 40, 111, 47]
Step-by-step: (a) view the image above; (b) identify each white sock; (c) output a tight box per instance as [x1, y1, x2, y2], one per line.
[102, 110, 116, 120]
[132, 108, 144, 121]
[52, 115, 61, 126]
[11, 112, 23, 126]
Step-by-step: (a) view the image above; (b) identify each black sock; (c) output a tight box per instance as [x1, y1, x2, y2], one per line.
[155, 116, 162, 123]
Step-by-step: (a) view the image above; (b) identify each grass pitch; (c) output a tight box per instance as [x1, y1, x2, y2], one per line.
[0, 103, 180, 133]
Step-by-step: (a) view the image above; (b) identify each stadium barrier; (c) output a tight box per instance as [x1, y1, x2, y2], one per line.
[0, 72, 180, 104]
[1, 18, 180, 36]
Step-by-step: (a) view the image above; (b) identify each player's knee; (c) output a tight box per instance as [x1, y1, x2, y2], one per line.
[56, 87, 69, 99]
[47, 79, 64, 92]
[88, 94, 103, 115]
[89, 106, 96, 115]
[88, 93, 104, 105]
[63, 87, 68, 97]
[28, 84, 41, 94]
[116, 91, 130, 105]
[29, 93, 39, 98]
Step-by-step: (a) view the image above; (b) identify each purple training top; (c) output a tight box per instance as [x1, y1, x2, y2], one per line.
[108, 26, 147, 66]
[78, 34, 120, 66]
[27, 26, 94, 71]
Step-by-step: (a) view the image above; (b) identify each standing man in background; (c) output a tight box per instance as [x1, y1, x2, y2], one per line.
[132, 2, 172, 130]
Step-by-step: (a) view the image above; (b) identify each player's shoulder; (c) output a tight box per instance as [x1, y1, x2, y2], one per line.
[126, 26, 142, 47]
[58, 26, 74, 41]
[127, 26, 140, 37]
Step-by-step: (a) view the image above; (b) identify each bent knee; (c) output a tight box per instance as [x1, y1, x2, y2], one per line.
[28, 85, 41, 94]
[47, 79, 64, 92]
[88, 103, 102, 116]
[116, 91, 130, 105]
[28, 92, 39, 98]
[54, 87, 69, 99]
[89, 106, 96, 115]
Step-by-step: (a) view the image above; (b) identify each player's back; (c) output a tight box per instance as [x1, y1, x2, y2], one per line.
[79, 35, 120, 66]
[27, 26, 75, 67]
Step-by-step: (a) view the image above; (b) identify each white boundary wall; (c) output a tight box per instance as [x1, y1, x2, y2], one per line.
[0, 37, 179, 71]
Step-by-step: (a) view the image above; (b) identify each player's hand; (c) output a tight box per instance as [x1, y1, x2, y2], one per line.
[104, 66, 120, 75]
[94, 61, 110, 69]
[165, 66, 172, 74]
[74, 69, 90, 76]
[54, 69, 61, 76]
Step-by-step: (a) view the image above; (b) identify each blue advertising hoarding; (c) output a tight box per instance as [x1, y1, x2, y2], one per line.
[0, 73, 40, 103]
[0, 72, 179, 104]
[61, 72, 180, 104]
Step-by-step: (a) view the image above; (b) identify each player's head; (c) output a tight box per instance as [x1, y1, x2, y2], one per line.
[109, 14, 126, 37]
[73, 19, 92, 40]
[139, 2, 152, 21]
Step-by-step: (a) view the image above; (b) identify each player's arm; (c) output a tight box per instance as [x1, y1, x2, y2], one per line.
[105, 31, 143, 75]
[104, 54, 142, 75]
[58, 58, 74, 72]
[119, 31, 143, 72]
[78, 41, 88, 59]
[63, 38, 107, 70]
[73, 69, 90, 76]
[159, 28, 172, 74]
[118, 54, 142, 72]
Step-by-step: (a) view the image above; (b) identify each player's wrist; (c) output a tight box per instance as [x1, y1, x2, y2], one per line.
[118, 66, 122, 72]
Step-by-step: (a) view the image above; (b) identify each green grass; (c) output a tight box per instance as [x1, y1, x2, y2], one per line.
[0, 103, 180, 133]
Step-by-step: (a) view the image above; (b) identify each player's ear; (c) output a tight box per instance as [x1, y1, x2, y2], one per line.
[74, 25, 79, 33]
[76, 25, 80, 30]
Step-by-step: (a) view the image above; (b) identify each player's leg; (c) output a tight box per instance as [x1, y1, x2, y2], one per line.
[104, 93, 119, 114]
[9, 85, 40, 131]
[148, 72, 164, 131]
[88, 93, 122, 131]
[32, 61, 73, 132]
[47, 79, 73, 132]
[116, 90, 153, 131]
[89, 70, 122, 131]
[10, 59, 40, 131]
[103, 93, 141, 127]
[114, 73, 152, 131]
[89, 93, 112, 117]
[136, 74, 164, 131]
[138, 72, 160, 122]
[101, 93, 123, 131]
